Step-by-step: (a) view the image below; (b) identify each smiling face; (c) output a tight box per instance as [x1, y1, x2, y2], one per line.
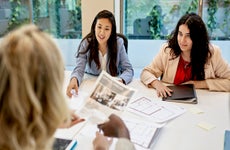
[177, 24, 193, 53]
[95, 18, 112, 46]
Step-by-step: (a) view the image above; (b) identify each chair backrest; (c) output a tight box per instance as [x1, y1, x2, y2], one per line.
[117, 33, 128, 53]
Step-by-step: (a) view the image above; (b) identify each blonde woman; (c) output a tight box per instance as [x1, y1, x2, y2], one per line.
[0, 24, 83, 150]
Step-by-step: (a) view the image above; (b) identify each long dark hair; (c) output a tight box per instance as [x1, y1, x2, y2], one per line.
[167, 13, 211, 80]
[77, 10, 118, 76]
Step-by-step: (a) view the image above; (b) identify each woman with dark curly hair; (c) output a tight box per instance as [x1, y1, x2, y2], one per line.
[141, 13, 230, 97]
[66, 10, 133, 97]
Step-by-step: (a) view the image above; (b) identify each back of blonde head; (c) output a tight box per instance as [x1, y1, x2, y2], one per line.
[0, 24, 69, 150]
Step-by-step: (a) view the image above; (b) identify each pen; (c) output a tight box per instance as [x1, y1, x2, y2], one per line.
[66, 140, 77, 150]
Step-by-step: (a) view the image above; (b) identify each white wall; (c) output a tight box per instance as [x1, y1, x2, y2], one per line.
[81, 0, 114, 37]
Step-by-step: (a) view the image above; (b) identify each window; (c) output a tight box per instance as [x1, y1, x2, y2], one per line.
[0, 0, 82, 39]
[123, 0, 230, 40]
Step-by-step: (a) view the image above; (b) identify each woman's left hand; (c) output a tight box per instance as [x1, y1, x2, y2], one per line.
[69, 112, 85, 127]
[59, 110, 85, 128]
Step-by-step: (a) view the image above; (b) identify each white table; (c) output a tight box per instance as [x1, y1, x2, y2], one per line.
[61, 71, 230, 150]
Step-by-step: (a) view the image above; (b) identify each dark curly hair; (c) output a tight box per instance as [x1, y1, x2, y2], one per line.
[167, 13, 212, 80]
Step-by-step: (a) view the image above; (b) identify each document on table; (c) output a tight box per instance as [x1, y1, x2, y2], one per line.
[89, 70, 136, 111]
[68, 90, 89, 112]
[77, 117, 161, 149]
[127, 97, 186, 123]
[123, 118, 160, 149]
[54, 121, 86, 139]
[54, 91, 90, 140]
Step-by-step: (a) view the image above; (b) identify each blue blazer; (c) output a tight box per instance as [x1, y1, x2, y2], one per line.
[71, 37, 134, 85]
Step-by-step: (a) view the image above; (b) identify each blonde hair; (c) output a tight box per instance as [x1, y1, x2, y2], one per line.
[0, 24, 69, 150]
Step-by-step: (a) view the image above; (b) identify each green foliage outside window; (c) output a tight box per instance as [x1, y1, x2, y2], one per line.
[124, 0, 230, 40]
[7, 0, 29, 32]
[222, 0, 230, 39]
[186, 0, 198, 14]
[1, 0, 82, 39]
[207, 0, 217, 35]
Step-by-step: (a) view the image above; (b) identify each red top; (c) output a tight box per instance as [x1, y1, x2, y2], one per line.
[174, 56, 192, 85]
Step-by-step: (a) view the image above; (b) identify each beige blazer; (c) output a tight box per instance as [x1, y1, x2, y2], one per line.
[141, 43, 230, 92]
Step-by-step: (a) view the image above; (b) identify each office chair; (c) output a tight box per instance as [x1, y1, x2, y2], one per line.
[117, 33, 128, 53]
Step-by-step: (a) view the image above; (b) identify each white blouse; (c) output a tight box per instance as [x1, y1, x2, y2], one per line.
[99, 50, 107, 71]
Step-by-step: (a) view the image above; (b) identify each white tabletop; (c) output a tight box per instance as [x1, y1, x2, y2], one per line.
[61, 71, 230, 150]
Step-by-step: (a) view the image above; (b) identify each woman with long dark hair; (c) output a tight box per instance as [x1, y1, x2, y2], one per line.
[141, 13, 230, 97]
[67, 10, 133, 97]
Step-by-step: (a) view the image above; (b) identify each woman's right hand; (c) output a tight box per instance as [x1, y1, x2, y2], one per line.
[151, 80, 173, 98]
[93, 132, 113, 150]
[97, 114, 130, 139]
[66, 77, 79, 98]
